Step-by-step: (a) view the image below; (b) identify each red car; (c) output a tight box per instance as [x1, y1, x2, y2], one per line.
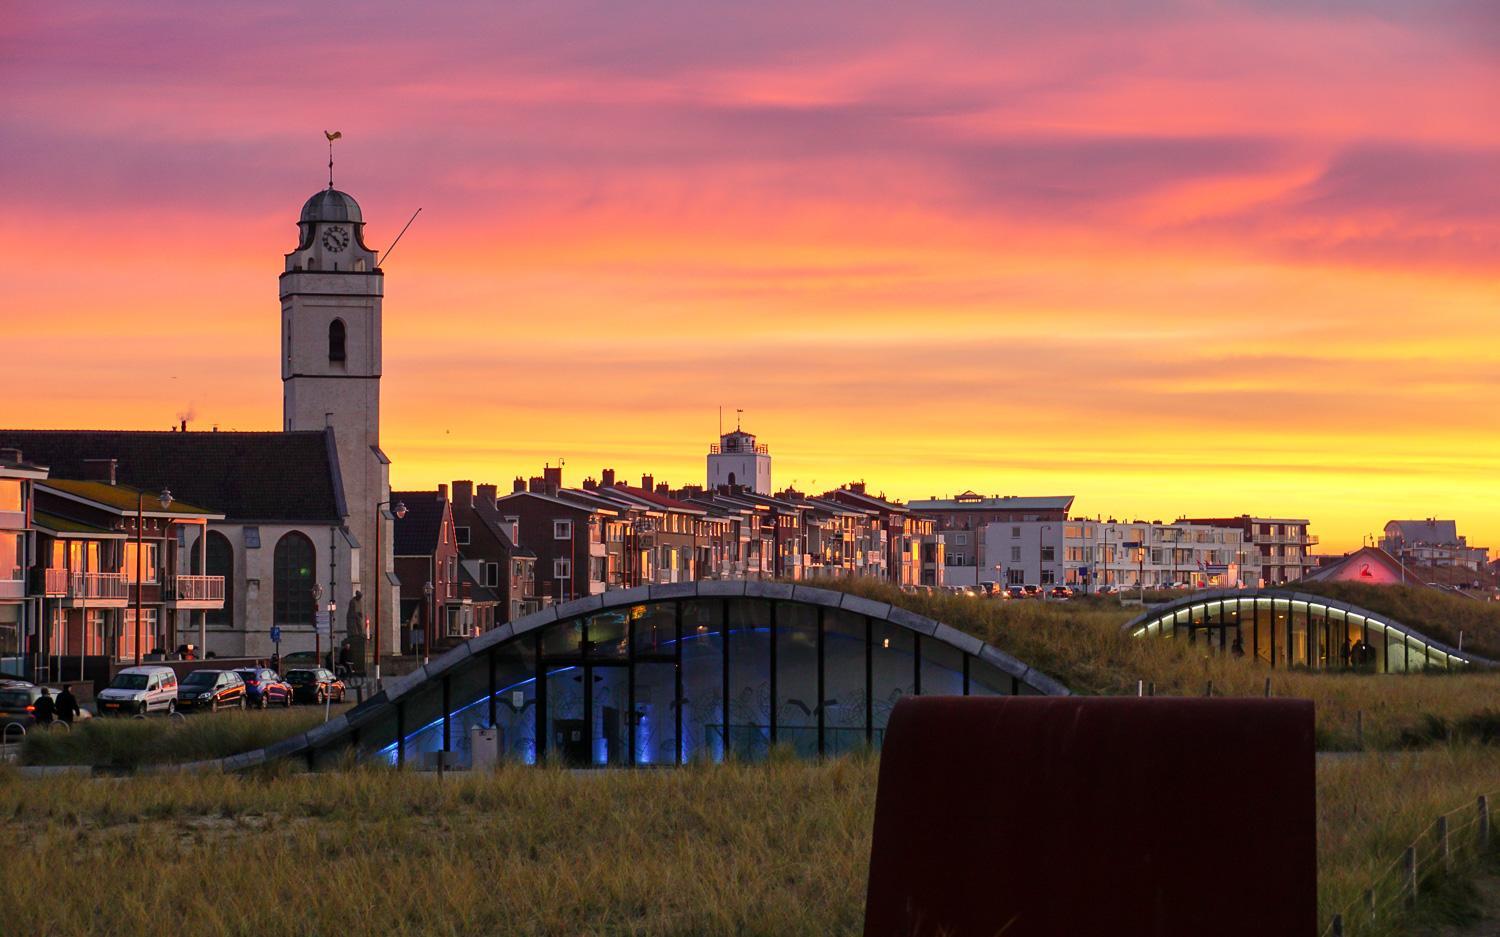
[233, 668, 294, 709]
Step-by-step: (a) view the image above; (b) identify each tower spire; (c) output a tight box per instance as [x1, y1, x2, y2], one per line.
[324, 130, 342, 188]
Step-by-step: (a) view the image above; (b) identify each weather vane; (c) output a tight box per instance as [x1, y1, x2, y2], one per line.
[324, 130, 342, 188]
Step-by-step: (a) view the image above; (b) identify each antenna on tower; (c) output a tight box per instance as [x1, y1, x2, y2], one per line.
[378, 208, 423, 267]
[736, 408, 743, 431]
[324, 130, 342, 188]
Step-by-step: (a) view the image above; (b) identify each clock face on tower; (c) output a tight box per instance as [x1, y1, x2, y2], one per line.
[321, 226, 350, 253]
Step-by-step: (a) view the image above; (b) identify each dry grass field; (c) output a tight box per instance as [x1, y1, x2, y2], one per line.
[3, 749, 1499, 936]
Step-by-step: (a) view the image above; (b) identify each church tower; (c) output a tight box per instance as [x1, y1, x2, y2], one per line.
[280, 184, 394, 661]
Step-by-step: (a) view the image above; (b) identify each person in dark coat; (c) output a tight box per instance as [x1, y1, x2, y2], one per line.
[31, 687, 55, 726]
[53, 685, 81, 724]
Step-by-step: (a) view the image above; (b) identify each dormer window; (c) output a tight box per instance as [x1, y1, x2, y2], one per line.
[328, 319, 346, 362]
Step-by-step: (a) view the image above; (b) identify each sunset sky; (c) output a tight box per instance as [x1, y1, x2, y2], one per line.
[4, 1, 1497, 554]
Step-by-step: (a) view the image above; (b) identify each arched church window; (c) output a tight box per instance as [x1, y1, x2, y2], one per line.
[192, 531, 234, 627]
[273, 532, 316, 625]
[329, 319, 347, 363]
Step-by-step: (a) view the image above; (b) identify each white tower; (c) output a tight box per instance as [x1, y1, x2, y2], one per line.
[280, 185, 394, 655]
[708, 426, 772, 494]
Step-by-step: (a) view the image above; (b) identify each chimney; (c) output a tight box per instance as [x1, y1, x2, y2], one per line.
[0, 448, 21, 465]
[477, 483, 498, 506]
[655, 482, 669, 495]
[452, 480, 474, 508]
[542, 465, 563, 495]
[601, 468, 616, 487]
[642, 474, 654, 491]
[583, 477, 597, 491]
[513, 477, 526, 493]
[180, 418, 187, 432]
[849, 481, 866, 494]
[528, 475, 545, 494]
[437, 483, 449, 500]
[82, 458, 118, 485]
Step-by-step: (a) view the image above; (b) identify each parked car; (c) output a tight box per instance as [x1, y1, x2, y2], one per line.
[0, 683, 43, 731]
[1021, 584, 1042, 598]
[278, 650, 323, 669]
[1005, 586, 1026, 600]
[176, 669, 246, 712]
[1096, 584, 1119, 595]
[1048, 585, 1074, 600]
[286, 668, 347, 704]
[98, 665, 179, 716]
[233, 668, 294, 709]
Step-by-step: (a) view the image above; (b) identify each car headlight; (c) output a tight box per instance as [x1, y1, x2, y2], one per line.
[199, 692, 213, 699]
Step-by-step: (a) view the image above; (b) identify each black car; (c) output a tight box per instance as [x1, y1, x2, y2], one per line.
[0, 684, 43, 732]
[285, 668, 346, 704]
[176, 670, 247, 712]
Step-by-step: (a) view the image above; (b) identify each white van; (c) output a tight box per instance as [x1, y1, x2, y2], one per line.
[97, 666, 179, 716]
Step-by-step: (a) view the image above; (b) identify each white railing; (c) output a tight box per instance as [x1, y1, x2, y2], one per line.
[71, 571, 128, 599]
[44, 568, 69, 596]
[170, 575, 225, 602]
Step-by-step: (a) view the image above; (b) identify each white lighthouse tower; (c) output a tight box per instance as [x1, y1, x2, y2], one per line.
[707, 417, 772, 494]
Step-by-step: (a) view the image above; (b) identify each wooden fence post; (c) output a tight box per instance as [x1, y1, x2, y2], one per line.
[1263, 677, 1271, 698]
[1205, 680, 1213, 697]
[1364, 888, 1375, 922]
[1404, 845, 1418, 905]
[1147, 681, 1155, 697]
[1480, 796, 1490, 851]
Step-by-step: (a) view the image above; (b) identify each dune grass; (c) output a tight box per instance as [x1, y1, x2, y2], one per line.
[836, 580, 1500, 751]
[3, 747, 1499, 936]
[20, 706, 350, 768]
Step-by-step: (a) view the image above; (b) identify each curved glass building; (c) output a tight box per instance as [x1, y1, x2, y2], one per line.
[231, 582, 1069, 772]
[1123, 589, 1490, 673]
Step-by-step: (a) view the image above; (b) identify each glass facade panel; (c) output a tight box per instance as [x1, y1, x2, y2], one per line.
[920, 636, 966, 698]
[680, 600, 723, 762]
[586, 610, 629, 659]
[726, 599, 770, 761]
[824, 610, 868, 756]
[1255, 598, 1273, 664]
[402, 678, 446, 765]
[1289, 602, 1308, 667]
[631, 601, 676, 658]
[968, 656, 1015, 696]
[871, 621, 917, 740]
[541, 617, 583, 659]
[492, 642, 538, 763]
[592, 665, 630, 766]
[546, 662, 587, 765]
[445, 656, 492, 770]
[774, 602, 819, 757]
[633, 661, 677, 766]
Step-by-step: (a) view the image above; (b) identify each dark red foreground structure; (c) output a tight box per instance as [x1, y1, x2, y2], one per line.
[864, 697, 1316, 937]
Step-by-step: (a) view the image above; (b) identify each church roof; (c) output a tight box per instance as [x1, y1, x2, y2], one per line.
[300, 187, 363, 224]
[0, 429, 346, 524]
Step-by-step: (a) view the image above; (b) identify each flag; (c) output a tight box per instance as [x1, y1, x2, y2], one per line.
[325, 130, 342, 141]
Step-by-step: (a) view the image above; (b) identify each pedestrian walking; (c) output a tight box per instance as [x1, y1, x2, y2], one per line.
[54, 685, 80, 724]
[31, 687, 55, 726]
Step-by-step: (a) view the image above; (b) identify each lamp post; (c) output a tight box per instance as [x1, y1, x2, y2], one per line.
[311, 581, 323, 668]
[423, 580, 434, 666]
[133, 487, 172, 666]
[372, 499, 407, 685]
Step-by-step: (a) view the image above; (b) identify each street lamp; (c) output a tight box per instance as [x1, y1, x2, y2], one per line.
[133, 487, 172, 666]
[312, 581, 324, 668]
[372, 499, 406, 685]
[423, 580, 434, 665]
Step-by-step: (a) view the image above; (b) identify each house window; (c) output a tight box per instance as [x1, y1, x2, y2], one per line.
[328, 319, 346, 362]
[1041, 546, 1055, 563]
[1010, 546, 1021, 562]
[1006, 569, 1025, 585]
[953, 533, 968, 545]
[1041, 569, 1056, 585]
[553, 520, 572, 540]
[485, 562, 499, 587]
[1011, 526, 1020, 538]
[553, 558, 571, 580]
[455, 526, 470, 546]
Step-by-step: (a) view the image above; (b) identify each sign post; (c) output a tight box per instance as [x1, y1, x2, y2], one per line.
[270, 625, 281, 668]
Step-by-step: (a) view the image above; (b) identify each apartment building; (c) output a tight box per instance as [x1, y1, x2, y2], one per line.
[1380, 520, 1489, 571]
[1183, 516, 1316, 585]
[0, 449, 47, 678]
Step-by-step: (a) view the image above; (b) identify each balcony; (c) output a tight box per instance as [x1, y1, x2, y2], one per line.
[165, 574, 225, 609]
[708, 442, 768, 454]
[50, 570, 130, 607]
